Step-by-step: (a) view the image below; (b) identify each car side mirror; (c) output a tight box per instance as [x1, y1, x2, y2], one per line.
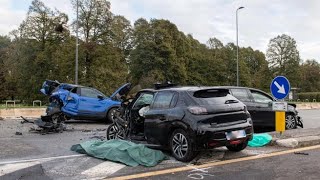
[97, 95, 104, 100]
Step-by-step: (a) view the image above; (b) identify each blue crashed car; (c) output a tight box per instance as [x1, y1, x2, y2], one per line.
[40, 80, 131, 122]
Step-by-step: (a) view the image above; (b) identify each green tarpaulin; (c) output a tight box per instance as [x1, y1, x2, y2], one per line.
[248, 133, 272, 147]
[71, 139, 167, 167]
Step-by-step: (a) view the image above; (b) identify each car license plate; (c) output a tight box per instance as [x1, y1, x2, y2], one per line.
[225, 130, 246, 140]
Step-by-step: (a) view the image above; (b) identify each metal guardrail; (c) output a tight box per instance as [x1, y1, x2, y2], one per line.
[33, 100, 42, 107]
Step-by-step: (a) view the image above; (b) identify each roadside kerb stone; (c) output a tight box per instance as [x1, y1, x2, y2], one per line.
[0, 108, 46, 119]
[268, 127, 320, 148]
[296, 103, 320, 110]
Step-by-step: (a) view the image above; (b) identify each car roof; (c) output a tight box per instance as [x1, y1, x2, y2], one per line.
[138, 85, 269, 95]
[140, 86, 230, 92]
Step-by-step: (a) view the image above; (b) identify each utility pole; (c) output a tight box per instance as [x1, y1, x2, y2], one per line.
[236, 6, 244, 86]
[75, 0, 79, 84]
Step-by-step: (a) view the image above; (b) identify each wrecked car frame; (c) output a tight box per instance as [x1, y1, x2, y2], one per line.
[107, 86, 253, 162]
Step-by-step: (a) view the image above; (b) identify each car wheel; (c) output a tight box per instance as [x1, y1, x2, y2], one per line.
[226, 140, 248, 152]
[286, 114, 297, 129]
[107, 107, 117, 122]
[170, 129, 196, 162]
[106, 124, 118, 140]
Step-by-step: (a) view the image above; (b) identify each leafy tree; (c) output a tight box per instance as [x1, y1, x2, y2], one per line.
[0, 36, 12, 100]
[72, 0, 112, 84]
[240, 47, 271, 90]
[4, 0, 69, 103]
[299, 60, 320, 92]
[266, 34, 301, 87]
[130, 19, 188, 87]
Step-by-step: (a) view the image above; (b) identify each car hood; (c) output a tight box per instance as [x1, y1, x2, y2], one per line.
[40, 80, 60, 96]
[110, 83, 132, 99]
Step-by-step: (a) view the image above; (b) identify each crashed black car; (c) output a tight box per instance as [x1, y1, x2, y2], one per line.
[107, 86, 253, 162]
[221, 86, 303, 131]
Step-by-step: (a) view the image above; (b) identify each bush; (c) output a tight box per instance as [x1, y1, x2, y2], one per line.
[297, 92, 320, 102]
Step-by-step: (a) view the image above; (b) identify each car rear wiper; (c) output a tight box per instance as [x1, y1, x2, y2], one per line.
[225, 100, 239, 104]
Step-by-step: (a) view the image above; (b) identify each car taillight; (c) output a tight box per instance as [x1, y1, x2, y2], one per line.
[188, 106, 208, 115]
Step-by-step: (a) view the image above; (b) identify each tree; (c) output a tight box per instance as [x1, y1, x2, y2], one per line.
[299, 60, 320, 92]
[266, 34, 301, 87]
[240, 47, 271, 90]
[0, 36, 12, 100]
[130, 19, 188, 87]
[5, 0, 69, 102]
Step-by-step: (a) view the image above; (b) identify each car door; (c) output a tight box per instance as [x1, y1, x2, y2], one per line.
[127, 92, 154, 134]
[77, 87, 107, 119]
[249, 90, 275, 128]
[144, 91, 177, 145]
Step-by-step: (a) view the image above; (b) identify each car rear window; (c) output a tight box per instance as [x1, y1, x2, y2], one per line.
[190, 89, 239, 105]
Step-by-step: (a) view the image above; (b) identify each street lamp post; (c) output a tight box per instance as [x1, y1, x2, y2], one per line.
[236, 6, 244, 86]
[75, 0, 79, 85]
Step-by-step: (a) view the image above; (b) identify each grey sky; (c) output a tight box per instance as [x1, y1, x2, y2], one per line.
[1, 0, 319, 62]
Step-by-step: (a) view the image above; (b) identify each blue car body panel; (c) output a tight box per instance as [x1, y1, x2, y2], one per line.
[40, 80, 131, 120]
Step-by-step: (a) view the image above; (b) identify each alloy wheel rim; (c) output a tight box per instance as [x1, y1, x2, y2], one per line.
[286, 115, 296, 129]
[172, 133, 188, 158]
[108, 125, 118, 139]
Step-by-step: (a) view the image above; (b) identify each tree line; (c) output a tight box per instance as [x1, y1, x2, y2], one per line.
[0, 0, 319, 103]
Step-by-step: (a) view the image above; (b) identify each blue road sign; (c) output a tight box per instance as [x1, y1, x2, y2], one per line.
[270, 76, 291, 100]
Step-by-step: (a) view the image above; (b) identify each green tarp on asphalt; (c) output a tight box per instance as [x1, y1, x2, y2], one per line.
[71, 139, 167, 167]
[248, 133, 272, 147]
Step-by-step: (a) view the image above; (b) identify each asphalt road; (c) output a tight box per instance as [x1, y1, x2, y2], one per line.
[0, 109, 319, 179]
[298, 109, 320, 129]
[134, 145, 320, 180]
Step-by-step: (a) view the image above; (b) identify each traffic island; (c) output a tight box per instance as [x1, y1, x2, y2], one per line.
[269, 128, 320, 148]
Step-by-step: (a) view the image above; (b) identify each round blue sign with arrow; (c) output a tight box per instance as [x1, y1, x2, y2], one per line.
[270, 76, 291, 100]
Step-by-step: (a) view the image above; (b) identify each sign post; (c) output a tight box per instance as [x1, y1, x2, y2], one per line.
[270, 76, 290, 134]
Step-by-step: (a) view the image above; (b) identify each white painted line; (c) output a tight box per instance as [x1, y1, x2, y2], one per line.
[81, 161, 125, 177]
[0, 161, 40, 176]
[0, 154, 86, 165]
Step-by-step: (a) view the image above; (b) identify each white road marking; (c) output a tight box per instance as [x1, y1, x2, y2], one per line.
[81, 161, 126, 177]
[0, 154, 86, 165]
[0, 161, 40, 176]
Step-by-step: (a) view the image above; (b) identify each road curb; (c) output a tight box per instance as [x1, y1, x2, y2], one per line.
[272, 136, 320, 148]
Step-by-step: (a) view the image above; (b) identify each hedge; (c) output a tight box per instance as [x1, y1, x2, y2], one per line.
[297, 92, 320, 102]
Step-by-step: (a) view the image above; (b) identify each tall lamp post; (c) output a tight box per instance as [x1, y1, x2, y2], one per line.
[236, 6, 244, 86]
[75, 0, 79, 85]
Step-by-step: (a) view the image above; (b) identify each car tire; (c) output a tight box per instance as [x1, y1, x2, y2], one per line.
[285, 114, 297, 129]
[226, 140, 248, 152]
[107, 107, 118, 123]
[106, 124, 119, 140]
[170, 129, 196, 162]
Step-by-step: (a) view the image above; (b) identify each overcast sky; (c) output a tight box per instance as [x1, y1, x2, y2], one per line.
[1, 0, 319, 62]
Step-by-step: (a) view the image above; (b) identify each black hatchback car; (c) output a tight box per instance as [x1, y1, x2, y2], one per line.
[218, 86, 303, 131]
[107, 86, 253, 162]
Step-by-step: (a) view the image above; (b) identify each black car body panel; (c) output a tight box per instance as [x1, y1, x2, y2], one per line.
[210, 86, 303, 130]
[115, 87, 253, 149]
